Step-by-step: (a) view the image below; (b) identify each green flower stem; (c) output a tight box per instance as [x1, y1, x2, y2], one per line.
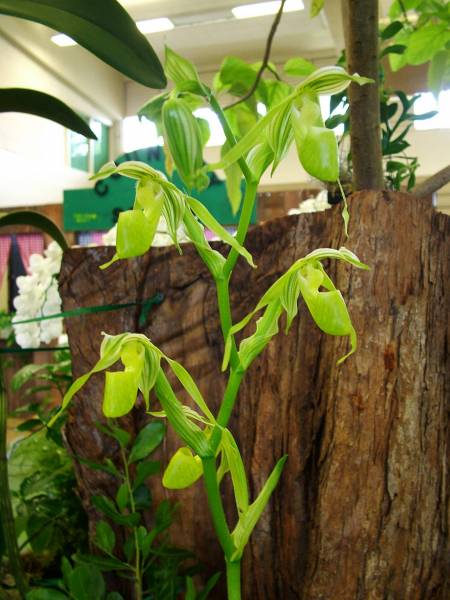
[0, 360, 28, 598]
[226, 560, 242, 600]
[208, 94, 252, 182]
[216, 276, 239, 370]
[223, 179, 258, 278]
[211, 369, 244, 452]
[119, 444, 142, 600]
[202, 456, 235, 558]
[207, 91, 260, 600]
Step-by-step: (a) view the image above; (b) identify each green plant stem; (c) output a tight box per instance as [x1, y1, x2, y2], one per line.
[226, 560, 242, 600]
[223, 179, 258, 278]
[202, 457, 234, 558]
[216, 276, 239, 370]
[208, 92, 260, 365]
[119, 444, 142, 600]
[210, 369, 244, 451]
[208, 94, 252, 182]
[206, 91, 261, 600]
[0, 360, 28, 598]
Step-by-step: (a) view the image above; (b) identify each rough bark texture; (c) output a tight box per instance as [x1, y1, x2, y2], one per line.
[413, 164, 450, 199]
[59, 192, 449, 599]
[342, 0, 384, 190]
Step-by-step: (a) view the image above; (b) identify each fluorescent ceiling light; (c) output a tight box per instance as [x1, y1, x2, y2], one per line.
[51, 33, 77, 47]
[136, 17, 174, 34]
[232, 0, 304, 19]
[51, 17, 173, 47]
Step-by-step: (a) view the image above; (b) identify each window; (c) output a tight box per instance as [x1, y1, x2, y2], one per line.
[68, 118, 111, 172]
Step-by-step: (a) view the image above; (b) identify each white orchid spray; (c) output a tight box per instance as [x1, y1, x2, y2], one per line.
[12, 241, 64, 348]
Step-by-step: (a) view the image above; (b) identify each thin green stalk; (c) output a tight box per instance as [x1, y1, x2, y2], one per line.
[201, 457, 235, 558]
[210, 369, 244, 452]
[0, 360, 28, 598]
[208, 92, 258, 276]
[206, 90, 263, 600]
[215, 277, 239, 370]
[119, 445, 142, 600]
[208, 95, 252, 183]
[226, 560, 242, 600]
[223, 179, 258, 278]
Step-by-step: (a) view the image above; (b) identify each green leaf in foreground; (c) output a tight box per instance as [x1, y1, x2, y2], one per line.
[68, 564, 105, 600]
[128, 421, 166, 463]
[0, 88, 96, 138]
[0, 210, 68, 251]
[0, 0, 166, 88]
[231, 455, 287, 560]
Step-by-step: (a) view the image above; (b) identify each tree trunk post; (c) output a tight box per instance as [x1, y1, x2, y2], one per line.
[60, 192, 449, 599]
[342, 0, 384, 190]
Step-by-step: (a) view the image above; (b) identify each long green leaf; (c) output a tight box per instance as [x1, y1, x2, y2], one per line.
[221, 429, 249, 514]
[187, 197, 255, 268]
[0, 88, 96, 138]
[231, 455, 287, 560]
[0, 0, 166, 88]
[0, 210, 68, 250]
[166, 357, 215, 422]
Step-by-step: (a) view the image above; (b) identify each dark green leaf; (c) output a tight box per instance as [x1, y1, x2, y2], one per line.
[0, 0, 166, 88]
[383, 139, 409, 155]
[133, 484, 152, 510]
[0, 210, 68, 250]
[380, 44, 407, 58]
[0, 88, 95, 138]
[95, 421, 131, 448]
[115, 483, 129, 511]
[78, 457, 122, 478]
[61, 557, 72, 589]
[128, 421, 165, 464]
[133, 460, 161, 489]
[197, 572, 222, 600]
[123, 534, 136, 562]
[380, 20, 403, 40]
[380, 101, 398, 122]
[95, 520, 116, 554]
[409, 110, 438, 121]
[138, 92, 169, 130]
[92, 495, 140, 527]
[68, 564, 105, 600]
[16, 419, 42, 432]
[325, 113, 348, 129]
[75, 554, 130, 572]
[26, 589, 69, 600]
[106, 594, 124, 600]
[185, 577, 196, 600]
[386, 160, 408, 172]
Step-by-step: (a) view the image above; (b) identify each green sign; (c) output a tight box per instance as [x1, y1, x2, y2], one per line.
[63, 146, 255, 231]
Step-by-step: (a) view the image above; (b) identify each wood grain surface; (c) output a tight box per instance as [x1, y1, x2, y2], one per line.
[59, 191, 449, 599]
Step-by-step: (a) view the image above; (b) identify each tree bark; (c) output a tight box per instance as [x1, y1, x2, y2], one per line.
[342, 0, 384, 190]
[59, 192, 448, 599]
[413, 164, 450, 198]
